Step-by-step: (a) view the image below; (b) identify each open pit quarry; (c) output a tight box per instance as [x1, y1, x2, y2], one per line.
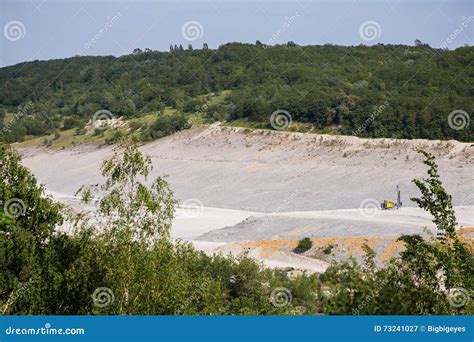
[18, 124, 474, 273]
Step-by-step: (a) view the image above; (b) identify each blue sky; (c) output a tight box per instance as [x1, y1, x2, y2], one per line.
[0, 0, 473, 67]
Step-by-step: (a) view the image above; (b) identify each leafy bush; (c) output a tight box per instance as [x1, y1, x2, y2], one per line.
[294, 237, 313, 254]
[322, 244, 334, 255]
[104, 130, 124, 145]
[62, 117, 83, 131]
[141, 113, 188, 141]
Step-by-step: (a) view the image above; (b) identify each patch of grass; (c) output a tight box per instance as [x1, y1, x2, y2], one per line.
[15, 126, 119, 149]
[3, 112, 15, 124]
[225, 119, 342, 135]
[14, 106, 183, 150]
[224, 119, 266, 129]
[209, 90, 232, 104]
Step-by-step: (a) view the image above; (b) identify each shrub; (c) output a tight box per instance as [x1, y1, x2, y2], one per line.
[62, 117, 82, 131]
[323, 244, 334, 255]
[294, 237, 313, 254]
[104, 130, 124, 145]
[93, 128, 104, 136]
[142, 113, 188, 141]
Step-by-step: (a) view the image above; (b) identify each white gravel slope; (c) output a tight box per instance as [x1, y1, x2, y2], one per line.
[19, 125, 474, 213]
[17, 125, 474, 272]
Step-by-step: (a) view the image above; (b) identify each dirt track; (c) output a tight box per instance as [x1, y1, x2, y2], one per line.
[18, 124, 474, 272]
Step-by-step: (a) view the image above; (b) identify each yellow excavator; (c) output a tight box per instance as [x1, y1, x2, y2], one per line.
[381, 185, 402, 210]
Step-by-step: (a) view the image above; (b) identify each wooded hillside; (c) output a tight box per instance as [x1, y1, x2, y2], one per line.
[1, 43, 472, 142]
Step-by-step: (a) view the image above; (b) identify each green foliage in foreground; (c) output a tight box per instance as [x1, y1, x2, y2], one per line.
[321, 151, 473, 315]
[0, 144, 472, 315]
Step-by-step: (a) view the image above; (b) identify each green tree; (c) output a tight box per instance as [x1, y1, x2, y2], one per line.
[411, 150, 457, 242]
[78, 142, 177, 241]
[76, 142, 177, 312]
[320, 150, 473, 315]
[0, 143, 63, 313]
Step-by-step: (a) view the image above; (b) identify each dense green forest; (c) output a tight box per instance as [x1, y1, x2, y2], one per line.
[0, 42, 473, 143]
[1, 142, 472, 315]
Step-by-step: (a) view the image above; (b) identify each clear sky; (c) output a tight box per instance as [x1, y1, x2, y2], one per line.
[0, 0, 473, 67]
